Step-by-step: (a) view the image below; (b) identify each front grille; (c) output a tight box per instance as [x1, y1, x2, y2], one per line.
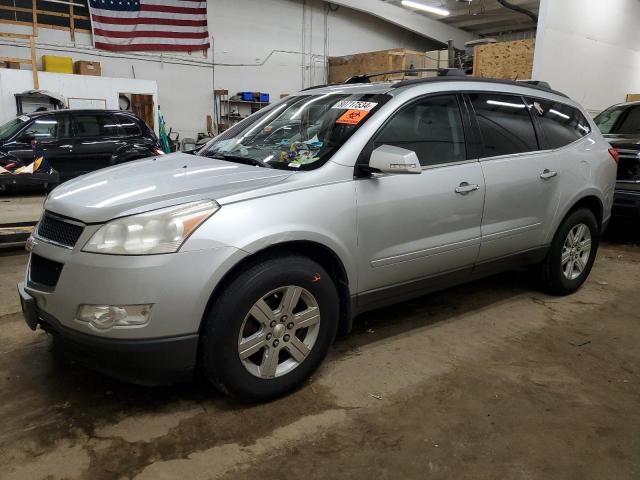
[617, 149, 640, 182]
[37, 214, 84, 248]
[29, 254, 64, 288]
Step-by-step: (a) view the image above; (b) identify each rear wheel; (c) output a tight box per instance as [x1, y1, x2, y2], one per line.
[200, 254, 339, 402]
[541, 208, 599, 295]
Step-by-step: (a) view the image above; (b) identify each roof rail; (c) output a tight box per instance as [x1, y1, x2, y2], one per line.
[392, 76, 569, 98]
[344, 68, 466, 84]
[517, 80, 552, 89]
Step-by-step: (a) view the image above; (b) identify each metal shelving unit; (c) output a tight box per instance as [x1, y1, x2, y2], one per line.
[215, 94, 270, 130]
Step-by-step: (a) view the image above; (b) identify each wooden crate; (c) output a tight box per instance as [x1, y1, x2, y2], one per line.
[473, 38, 535, 80]
[75, 60, 101, 76]
[328, 48, 449, 83]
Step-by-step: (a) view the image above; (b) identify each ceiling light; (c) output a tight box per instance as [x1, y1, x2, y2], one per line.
[401, 0, 450, 16]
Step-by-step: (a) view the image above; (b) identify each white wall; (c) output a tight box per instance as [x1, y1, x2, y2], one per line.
[533, 0, 640, 114]
[0, 0, 442, 139]
[0, 69, 158, 129]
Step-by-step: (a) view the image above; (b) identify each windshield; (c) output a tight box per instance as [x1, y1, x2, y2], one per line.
[0, 116, 28, 141]
[594, 105, 640, 135]
[198, 93, 389, 170]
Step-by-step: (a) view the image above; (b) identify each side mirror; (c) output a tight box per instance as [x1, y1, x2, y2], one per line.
[369, 145, 421, 175]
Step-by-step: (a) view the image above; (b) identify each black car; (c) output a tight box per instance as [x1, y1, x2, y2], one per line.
[594, 101, 640, 217]
[0, 109, 163, 187]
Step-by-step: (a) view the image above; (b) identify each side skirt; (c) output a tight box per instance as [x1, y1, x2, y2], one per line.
[352, 245, 549, 317]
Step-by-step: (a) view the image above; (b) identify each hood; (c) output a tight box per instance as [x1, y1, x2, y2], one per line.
[45, 153, 292, 223]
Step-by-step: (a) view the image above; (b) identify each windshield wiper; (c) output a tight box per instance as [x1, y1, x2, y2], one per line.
[208, 152, 270, 168]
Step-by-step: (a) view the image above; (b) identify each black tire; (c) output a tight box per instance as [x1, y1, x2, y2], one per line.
[200, 254, 339, 402]
[540, 208, 599, 295]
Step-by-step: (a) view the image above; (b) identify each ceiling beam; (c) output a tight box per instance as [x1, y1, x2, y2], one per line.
[326, 0, 477, 48]
[446, 0, 539, 17]
[446, 13, 533, 28]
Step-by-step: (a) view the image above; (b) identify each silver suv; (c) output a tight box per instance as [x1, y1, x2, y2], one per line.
[18, 77, 617, 401]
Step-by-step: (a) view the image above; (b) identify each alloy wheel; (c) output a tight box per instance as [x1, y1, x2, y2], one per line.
[237, 285, 321, 379]
[561, 223, 592, 280]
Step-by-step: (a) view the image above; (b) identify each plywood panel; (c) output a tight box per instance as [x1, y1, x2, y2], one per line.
[328, 48, 448, 83]
[473, 38, 535, 80]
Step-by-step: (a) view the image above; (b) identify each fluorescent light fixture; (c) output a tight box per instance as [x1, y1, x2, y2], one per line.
[487, 100, 526, 109]
[401, 0, 450, 16]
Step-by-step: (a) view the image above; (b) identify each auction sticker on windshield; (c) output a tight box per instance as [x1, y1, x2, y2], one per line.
[332, 100, 378, 111]
[336, 109, 370, 125]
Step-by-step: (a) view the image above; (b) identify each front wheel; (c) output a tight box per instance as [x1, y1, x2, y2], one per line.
[541, 208, 599, 295]
[200, 254, 339, 402]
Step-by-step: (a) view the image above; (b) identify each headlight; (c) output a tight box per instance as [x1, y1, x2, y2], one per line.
[83, 200, 219, 255]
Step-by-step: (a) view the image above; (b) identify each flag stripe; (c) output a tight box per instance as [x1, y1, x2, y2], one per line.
[93, 27, 208, 38]
[141, 0, 205, 4]
[91, 14, 207, 26]
[94, 35, 208, 45]
[92, 22, 207, 32]
[140, 4, 206, 15]
[94, 41, 209, 52]
[91, 10, 206, 21]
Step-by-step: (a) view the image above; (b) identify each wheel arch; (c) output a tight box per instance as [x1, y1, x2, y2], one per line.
[563, 194, 604, 231]
[199, 240, 353, 337]
[549, 192, 605, 244]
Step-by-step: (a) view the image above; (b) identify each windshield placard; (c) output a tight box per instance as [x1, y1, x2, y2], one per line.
[336, 109, 370, 125]
[331, 100, 378, 111]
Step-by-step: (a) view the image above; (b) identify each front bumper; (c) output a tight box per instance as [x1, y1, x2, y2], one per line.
[25, 232, 246, 339]
[613, 189, 640, 217]
[18, 282, 198, 385]
[19, 231, 248, 384]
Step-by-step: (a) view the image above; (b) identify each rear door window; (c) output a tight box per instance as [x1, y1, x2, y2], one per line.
[114, 114, 142, 136]
[374, 94, 466, 167]
[468, 93, 538, 158]
[525, 98, 591, 148]
[73, 113, 121, 138]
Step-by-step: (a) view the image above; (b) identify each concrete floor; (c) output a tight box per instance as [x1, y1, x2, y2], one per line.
[0, 193, 44, 225]
[1, 220, 639, 480]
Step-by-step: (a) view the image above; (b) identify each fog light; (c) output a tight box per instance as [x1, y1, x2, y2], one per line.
[76, 304, 153, 330]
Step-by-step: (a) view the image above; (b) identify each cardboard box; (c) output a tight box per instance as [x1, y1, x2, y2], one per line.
[42, 55, 73, 74]
[75, 60, 101, 76]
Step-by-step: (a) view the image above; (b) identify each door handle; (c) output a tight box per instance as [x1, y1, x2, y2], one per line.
[455, 182, 480, 195]
[540, 169, 557, 180]
[60, 144, 73, 149]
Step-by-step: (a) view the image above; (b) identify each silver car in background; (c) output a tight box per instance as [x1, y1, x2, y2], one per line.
[18, 77, 617, 401]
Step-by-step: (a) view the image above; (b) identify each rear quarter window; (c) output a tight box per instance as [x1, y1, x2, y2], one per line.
[525, 98, 591, 149]
[114, 114, 143, 136]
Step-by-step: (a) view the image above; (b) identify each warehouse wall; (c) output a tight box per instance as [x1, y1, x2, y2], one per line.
[533, 0, 640, 115]
[0, 69, 157, 129]
[0, 0, 440, 139]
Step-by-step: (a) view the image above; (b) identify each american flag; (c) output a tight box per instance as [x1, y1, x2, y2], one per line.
[88, 0, 209, 52]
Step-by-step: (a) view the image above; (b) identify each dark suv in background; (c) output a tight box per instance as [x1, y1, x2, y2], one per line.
[595, 101, 640, 217]
[0, 110, 162, 186]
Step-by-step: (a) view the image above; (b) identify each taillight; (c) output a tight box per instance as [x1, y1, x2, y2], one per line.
[608, 147, 620, 165]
